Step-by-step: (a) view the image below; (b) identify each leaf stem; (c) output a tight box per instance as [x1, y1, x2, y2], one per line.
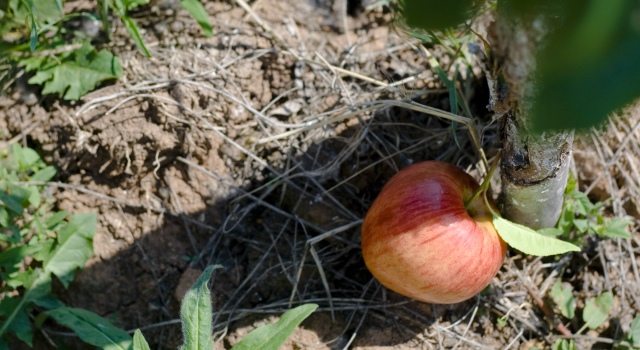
[464, 150, 502, 210]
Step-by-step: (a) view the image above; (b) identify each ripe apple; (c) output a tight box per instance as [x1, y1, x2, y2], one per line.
[361, 161, 507, 304]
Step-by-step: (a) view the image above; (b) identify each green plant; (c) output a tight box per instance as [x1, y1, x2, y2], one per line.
[550, 286, 614, 333]
[549, 281, 640, 348]
[399, 0, 640, 132]
[132, 265, 318, 350]
[538, 174, 633, 241]
[1, 0, 212, 99]
[0, 145, 317, 349]
[0, 143, 97, 348]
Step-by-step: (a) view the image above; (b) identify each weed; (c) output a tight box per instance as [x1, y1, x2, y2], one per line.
[0, 143, 97, 348]
[1, 0, 212, 99]
[538, 173, 633, 242]
[0, 145, 316, 349]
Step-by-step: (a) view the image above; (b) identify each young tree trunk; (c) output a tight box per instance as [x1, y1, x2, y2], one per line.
[486, 10, 574, 229]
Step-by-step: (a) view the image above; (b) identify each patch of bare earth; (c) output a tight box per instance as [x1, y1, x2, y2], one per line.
[1, 0, 640, 349]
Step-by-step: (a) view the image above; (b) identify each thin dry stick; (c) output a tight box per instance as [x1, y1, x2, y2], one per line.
[166, 175, 200, 262]
[525, 285, 572, 337]
[451, 302, 479, 350]
[257, 99, 471, 143]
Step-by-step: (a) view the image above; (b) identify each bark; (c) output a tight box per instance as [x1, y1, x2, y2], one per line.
[485, 9, 574, 229]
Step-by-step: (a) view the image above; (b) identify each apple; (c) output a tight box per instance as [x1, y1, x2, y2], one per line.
[361, 161, 507, 304]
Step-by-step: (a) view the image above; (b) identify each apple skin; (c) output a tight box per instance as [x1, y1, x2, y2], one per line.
[361, 161, 507, 304]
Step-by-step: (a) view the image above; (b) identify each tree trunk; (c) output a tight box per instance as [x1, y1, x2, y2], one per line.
[486, 9, 574, 229]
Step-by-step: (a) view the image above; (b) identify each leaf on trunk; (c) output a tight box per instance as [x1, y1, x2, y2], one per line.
[493, 215, 580, 256]
[46, 307, 132, 350]
[230, 304, 318, 350]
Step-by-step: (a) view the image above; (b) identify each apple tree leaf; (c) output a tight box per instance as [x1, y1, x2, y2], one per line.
[582, 291, 613, 330]
[399, 0, 481, 31]
[230, 304, 318, 350]
[493, 215, 581, 256]
[530, 0, 640, 132]
[46, 307, 132, 350]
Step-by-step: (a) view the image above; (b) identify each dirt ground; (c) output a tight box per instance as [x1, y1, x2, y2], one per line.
[2, 0, 640, 349]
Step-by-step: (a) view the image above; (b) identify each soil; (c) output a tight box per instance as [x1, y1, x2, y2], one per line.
[2, 0, 640, 349]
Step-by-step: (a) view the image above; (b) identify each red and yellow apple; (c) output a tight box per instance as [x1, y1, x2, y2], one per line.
[361, 161, 507, 304]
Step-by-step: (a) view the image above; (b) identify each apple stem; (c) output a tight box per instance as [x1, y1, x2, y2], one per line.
[464, 150, 502, 210]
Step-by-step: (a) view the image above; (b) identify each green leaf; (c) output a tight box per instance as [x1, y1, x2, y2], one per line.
[531, 1, 640, 132]
[121, 16, 151, 57]
[46, 307, 132, 350]
[570, 191, 593, 216]
[0, 296, 33, 346]
[537, 227, 563, 237]
[582, 291, 614, 329]
[12, 144, 41, 169]
[30, 166, 56, 182]
[29, 14, 38, 52]
[493, 215, 581, 256]
[119, 0, 148, 11]
[550, 281, 575, 319]
[180, 0, 213, 37]
[629, 317, 640, 347]
[133, 329, 151, 350]
[42, 213, 96, 288]
[0, 206, 9, 228]
[0, 271, 51, 345]
[0, 244, 42, 270]
[45, 210, 69, 229]
[179, 265, 222, 350]
[230, 304, 318, 350]
[572, 218, 589, 234]
[601, 217, 632, 239]
[552, 339, 577, 350]
[28, 43, 123, 100]
[400, 0, 480, 31]
[0, 191, 24, 215]
[31, 294, 64, 309]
